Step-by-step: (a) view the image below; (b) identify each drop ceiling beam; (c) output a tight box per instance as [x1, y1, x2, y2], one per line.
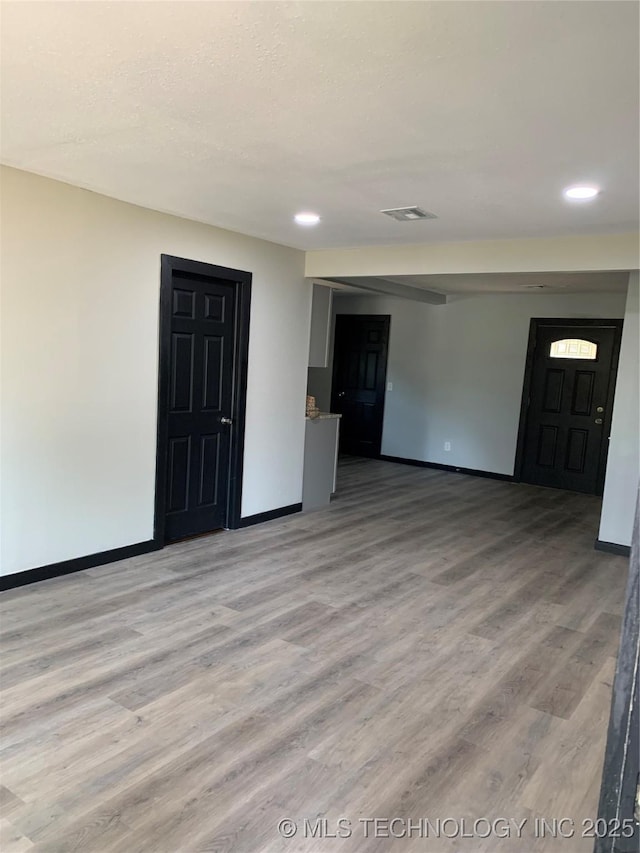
[324, 277, 447, 304]
[305, 233, 640, 279]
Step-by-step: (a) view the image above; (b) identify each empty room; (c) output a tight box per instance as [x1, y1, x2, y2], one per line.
[1, 2, 639, 852]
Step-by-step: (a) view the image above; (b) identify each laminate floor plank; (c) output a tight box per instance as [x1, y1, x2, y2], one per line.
[0, 458, 628, 852]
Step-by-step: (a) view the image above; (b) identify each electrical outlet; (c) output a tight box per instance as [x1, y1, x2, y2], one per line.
[444, 441, 451, 452]
[387, 381, 393, 392]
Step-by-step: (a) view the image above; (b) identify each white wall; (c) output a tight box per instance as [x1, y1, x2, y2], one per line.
[0, 167, 310, 576]
[334, 289, 627, 476]
[307, 308, 335, 412]
[599, 272, 640, 547]
[307, 365, 333, 413]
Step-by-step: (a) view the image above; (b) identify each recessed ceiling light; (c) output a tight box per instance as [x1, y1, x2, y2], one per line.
[563, 185, 600, 200]
[294, 211, 320, 226]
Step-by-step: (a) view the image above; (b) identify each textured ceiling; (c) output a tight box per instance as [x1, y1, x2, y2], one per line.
[1, 1, 638, 250]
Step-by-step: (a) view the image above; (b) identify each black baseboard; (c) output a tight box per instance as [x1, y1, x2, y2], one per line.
[594, 539, 631, 557]
[2, 503, 304, 590]
[238, 503, 302, 528]
[379, 454, 514, 482]
[0, 539, 161, 592]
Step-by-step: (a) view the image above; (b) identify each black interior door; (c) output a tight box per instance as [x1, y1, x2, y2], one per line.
[331, 314, 389, 457]
[165, 271, 237, 541]
[520, 321, 622, 494]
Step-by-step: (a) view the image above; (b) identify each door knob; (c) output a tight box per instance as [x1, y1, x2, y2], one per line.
[220, 417, 233, 425]
[594, 418, 603, 425]
[338, 391, 345, 397]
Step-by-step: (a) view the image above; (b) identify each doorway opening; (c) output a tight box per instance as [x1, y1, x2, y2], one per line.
[154, 255, 251, 544]
[331, 314, 390, 458]
[515, 317, 623, 495]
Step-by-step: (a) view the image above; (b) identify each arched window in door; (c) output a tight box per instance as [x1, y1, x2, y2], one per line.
[549, 338, 598, 360]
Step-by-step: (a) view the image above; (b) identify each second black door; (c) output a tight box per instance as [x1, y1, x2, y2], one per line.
[519, 320, 622, 494]
[331, 314, 390, 457]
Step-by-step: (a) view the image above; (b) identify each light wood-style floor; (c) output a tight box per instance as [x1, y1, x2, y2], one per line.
[0, 458, 628, 852]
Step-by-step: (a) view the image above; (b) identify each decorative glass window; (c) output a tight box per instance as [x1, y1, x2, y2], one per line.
[549, 338, 597, 360]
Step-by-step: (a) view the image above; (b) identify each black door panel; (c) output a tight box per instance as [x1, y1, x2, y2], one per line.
[520, 322, 622, 494]
[331, 315, 389, 457]
[165, 273, 236, 541]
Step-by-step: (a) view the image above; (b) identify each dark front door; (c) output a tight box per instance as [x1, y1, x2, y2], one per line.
[331, 314, 389, 457]
[519, 320, 622, 495]
[157, 256, 251, 543]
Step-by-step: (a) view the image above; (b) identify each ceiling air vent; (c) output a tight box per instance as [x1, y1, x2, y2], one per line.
[381, 206, 437, 222]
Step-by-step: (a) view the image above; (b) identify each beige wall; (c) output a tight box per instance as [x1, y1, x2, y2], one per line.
[0, 167, 310, 576]
[306, 232, 640, 279]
